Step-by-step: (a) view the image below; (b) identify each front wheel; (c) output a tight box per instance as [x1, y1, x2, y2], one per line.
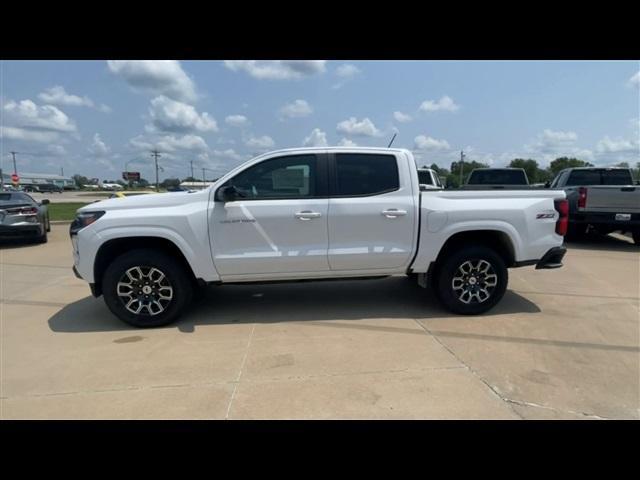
[102, 249, 193, 328]
[632, 229, 640, 246]
[434, 246, 508, 315]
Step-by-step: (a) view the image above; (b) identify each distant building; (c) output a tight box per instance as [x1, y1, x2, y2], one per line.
[1, 171, 74, 188]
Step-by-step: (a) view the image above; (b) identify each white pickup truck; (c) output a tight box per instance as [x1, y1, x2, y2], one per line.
[70, 147, 569, 327]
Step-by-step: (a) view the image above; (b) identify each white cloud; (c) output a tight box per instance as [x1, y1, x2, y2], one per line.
[129, 133, 209, 153]
[107, 60, 197, 103]
[627, 71, 640, 88]
[336, 117, 382, 137]
[47, 144, 67, 156]
[596, 136, 639, 154]
[335, 64, 361, 78]
[89, 133, 110, 156]
[302, 128, 328, 147]
[98, 104, 112, 113]
[224, 61, 326, 80]
[210, 149, 245, 162]
[528, 129, 579, 154]
[147, 95, 217, 133]
[279, 99, 313, 119]
[0, 126, 58, 143]
[419, 95, 460, 112]
[337, 138, 358, 147]
[3, 99, 76, 133]
[414, 135, 450, 151]
[38, 86, 95, 108]
[332, 63, 361, 89]
[245, 135, 275, 150]
[225, 115, 249, 127]
[393, 111, 412, 123]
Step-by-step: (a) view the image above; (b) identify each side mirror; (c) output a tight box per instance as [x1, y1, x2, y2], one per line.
[41, 199, 50, 205]
[217, 185, 238, 202]
[544, 181, 551, 188]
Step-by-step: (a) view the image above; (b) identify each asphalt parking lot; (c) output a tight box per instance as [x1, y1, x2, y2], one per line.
[1, 225, 638, 419]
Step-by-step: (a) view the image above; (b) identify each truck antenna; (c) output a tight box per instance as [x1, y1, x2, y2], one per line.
[387, 133, 397, 148]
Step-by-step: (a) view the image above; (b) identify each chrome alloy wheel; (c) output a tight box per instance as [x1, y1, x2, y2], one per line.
[451, 259, 498, 304]
[116, 266, 174, 316]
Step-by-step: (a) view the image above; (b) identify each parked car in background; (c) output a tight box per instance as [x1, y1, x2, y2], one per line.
[548, 167, 640, 244]
[0, 192, 50, 243]
[35, 183, 63, 194]
[417, 168, 444, 190]
[461, 168, 530, 189]
[70, 147, 568, 328]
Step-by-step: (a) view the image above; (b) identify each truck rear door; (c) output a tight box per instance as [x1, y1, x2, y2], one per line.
[327, 152, 417, 271]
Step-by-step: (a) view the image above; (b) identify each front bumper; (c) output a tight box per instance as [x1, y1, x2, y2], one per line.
[535, 246, 567, 269]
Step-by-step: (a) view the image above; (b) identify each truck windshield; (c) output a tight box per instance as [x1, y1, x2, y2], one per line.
[566, 169, 632, 186]
[467, 170, 527, 185]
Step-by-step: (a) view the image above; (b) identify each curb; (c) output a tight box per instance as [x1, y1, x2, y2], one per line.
[51, 220, 72, 225]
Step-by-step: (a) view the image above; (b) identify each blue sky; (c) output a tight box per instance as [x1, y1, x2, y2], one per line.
[1, 60, 638, 181]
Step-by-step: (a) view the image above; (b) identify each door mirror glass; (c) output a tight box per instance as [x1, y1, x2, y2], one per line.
[544, 181, 551, 188]
[41, 199, 50, 205]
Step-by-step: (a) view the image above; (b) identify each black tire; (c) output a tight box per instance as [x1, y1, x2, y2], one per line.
[102, 249, 193, 328]
[632, 229, 640, 246]
[46, 214, 51, 232]
[434, 245, 508, 315]
[37, 226, 48, 244]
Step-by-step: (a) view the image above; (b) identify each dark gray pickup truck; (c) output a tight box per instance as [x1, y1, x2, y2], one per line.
[461, 168, 531, 189]
[548, 167, 640, 244]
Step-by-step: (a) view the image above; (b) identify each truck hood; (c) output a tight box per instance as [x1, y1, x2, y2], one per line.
[78, 189, 211, 213]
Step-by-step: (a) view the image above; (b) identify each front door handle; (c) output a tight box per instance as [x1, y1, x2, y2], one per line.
[381, 209, 407, 218]
[295, 211, 322, 220]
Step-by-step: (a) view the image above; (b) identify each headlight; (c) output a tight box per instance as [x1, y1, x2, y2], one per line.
[70, 211, 105, 235]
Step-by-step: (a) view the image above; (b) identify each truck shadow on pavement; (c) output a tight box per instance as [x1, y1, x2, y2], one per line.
[565, 232, 637, 252]
[48, 276, 541, 333]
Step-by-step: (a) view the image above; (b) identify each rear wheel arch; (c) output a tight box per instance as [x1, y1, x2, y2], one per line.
[435, 230, 517, 269]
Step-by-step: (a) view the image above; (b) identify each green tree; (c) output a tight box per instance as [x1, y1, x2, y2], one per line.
[72, 174, 89, 188]
[160, 178, 181, 189]
[548, 157, 594, 177]
[508, 158, 539, 183]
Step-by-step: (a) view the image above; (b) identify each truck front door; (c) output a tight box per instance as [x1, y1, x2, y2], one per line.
[210, 153, 330, 277]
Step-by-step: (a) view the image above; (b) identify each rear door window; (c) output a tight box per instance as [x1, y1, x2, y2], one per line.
[334, 154, 399, 196]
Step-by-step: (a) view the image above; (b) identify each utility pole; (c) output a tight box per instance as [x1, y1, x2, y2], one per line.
[60, 167, 64, 177]
[150, 149, 161, 190]
[190, 160, 194, 180]
[10, 151, 18, 174]
[459, 150, 465, 186]
[202, 167, 206, 188]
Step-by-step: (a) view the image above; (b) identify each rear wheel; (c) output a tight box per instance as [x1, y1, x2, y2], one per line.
[434, 246, 508, 315]
[37, 226, 48, 243]
[102, 249, 193, 327]
[632, 229, 640, 246]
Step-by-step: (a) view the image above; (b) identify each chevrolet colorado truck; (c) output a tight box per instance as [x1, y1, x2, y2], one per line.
[70, 147, 568, 327]
[548, 167, 640, 244]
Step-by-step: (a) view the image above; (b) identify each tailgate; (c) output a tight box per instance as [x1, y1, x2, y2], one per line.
[583, 186, 640, 213]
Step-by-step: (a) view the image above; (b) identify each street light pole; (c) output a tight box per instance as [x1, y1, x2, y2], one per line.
[459, 150, 465, 186]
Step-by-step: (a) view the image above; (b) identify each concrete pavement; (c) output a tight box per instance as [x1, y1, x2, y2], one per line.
[1, 226, 638, 419]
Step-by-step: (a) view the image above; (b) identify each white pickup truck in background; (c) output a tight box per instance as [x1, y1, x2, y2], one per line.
[70, 147, 569, 327]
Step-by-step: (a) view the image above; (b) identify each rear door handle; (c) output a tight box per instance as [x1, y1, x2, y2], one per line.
[295, 211, 322, 220]
[381, 209, 407, 218]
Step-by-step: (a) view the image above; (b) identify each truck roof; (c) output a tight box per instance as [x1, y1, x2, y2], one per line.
[251, 146, 412, 157]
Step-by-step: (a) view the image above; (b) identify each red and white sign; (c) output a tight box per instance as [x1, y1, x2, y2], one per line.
[11, 173, 19, 183]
